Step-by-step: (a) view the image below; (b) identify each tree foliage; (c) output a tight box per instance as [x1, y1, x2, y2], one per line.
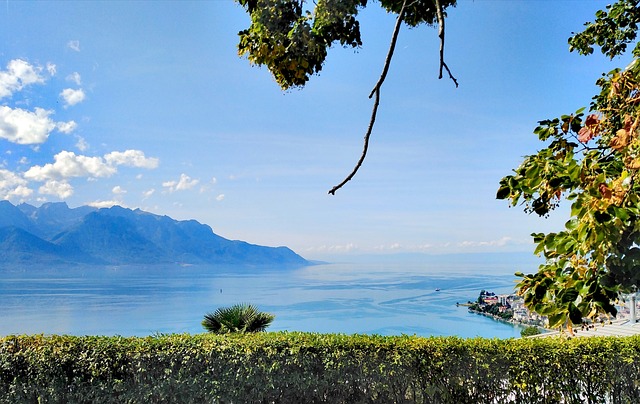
[236, 0, 456, 90]
[202, 303, 275, 334]
[498, 0, 640, 332]
[236, 0, 367, 89]
[235, 0, 457, 193]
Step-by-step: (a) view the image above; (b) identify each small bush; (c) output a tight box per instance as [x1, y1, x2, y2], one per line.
[202, 303, 274, 333]
[520, 326, 542, 337]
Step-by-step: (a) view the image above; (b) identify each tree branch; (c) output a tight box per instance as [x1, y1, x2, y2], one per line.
[328, 0, 408, 195]
[435, 0, 458, 87]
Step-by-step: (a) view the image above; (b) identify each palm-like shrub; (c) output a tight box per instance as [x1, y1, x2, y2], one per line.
[202, 303, 275, 334]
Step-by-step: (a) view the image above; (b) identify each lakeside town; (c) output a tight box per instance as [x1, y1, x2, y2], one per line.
[464, 290, 545, 328]
[465, 290, 640, 331]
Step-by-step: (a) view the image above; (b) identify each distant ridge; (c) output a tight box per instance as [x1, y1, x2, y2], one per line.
[0, 201, 309, 267]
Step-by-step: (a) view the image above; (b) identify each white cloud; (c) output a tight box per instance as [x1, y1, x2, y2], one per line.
[25, 149, 158, 183]
[38, 179, 73, 199]
[112, 185, 126, 194]
[0, 168, 32, 200]
[162, 173, 199, 192]
[0, 59, 45, 99]
[458, 237, 513, 248]
[308, 243, 358, 253]
[198, 177, 218, 194]
[67, 40, 81, 52]
[25, 150, 116, 181]
[176, 175, 199, 190]
[46, 63, 57, 76]
[371, 243, 407, 252]
[7, 185, 33, 199]
[75, 136, 89, 151]
[60, 88, 86, 107]
[23, 149, 159, 199]
[66, 72, 81, 85]
[104, 150, 159, 169]
[0, 106, 56, 144]
[56, 120, 77, 134]
[87, 200, 124, 209]
[142, 188, 155, 199]
[216, 193, 225, 201]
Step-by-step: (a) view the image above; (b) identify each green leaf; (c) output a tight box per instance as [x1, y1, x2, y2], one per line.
[594, 211, 612, 223]
[613, 207, 630, 222]
[496, 186, 511, 200]
[568, 303, 583, 324]
[565, 219, 579, 230]
[548, 313, 567, 328]
[534, 283, 547, 300]
[560, 288, 579, 304]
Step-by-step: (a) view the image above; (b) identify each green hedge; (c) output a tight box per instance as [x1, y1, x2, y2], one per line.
[1, 332, 639, 403]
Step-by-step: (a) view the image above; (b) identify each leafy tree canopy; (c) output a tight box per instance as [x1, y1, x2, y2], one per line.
[498, 0, 640, 333]
[236, 0, 456, 89]
[236, 0, 458, 193]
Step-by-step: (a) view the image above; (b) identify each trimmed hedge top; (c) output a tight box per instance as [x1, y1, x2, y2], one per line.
[1, 332, 640, 403]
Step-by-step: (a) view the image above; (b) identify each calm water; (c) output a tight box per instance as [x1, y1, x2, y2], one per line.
[0, 255, 539, 339]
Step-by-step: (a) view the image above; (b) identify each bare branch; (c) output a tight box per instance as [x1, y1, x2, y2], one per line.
[435, 0, 458, 87]
[328, 0, 408, 195]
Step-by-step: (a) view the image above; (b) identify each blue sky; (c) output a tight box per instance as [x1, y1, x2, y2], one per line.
[0, 1, 630, 260]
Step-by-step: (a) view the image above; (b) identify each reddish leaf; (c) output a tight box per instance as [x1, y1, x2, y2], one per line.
[599, 183, 612, 199]
[578, 114, 600, 143]
[585, 114, 599, 126]
[578, 126, 594, 143]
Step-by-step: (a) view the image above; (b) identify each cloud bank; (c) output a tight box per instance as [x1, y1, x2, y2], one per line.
[21, 149, 159, 198]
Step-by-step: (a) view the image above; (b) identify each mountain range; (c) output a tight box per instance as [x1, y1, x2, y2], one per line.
[0, 200, 308, 267]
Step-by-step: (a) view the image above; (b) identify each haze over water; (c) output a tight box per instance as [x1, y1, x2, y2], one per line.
[0, 253, 539, 339]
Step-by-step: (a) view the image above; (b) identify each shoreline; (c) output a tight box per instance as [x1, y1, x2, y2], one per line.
[468, 308, 546, 331]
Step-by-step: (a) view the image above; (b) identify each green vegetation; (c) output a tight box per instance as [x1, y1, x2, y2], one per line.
[470, 303, 513, 321]
[498, 0, 640, 332]
[468, 290, 514, 321]
[202, 303, 274, 334]
[1, 333, 640, 403]
[520, 326, 542, 338]
[234, 0, 456, 90]
[234, 0, 458, 193]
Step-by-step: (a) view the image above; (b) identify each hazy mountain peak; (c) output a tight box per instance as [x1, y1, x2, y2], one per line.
[0, 200, 308, 267]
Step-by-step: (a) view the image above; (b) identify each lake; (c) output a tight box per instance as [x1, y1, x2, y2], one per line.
[0, 253, 540, 339]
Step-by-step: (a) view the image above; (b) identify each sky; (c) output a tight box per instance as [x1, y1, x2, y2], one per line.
[0, 0, 632, 261]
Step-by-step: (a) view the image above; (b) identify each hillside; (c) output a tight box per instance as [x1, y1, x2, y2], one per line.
[0, 201, 308, 267]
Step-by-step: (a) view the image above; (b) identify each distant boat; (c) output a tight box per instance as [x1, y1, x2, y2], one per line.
[435, 288, 441, 291]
